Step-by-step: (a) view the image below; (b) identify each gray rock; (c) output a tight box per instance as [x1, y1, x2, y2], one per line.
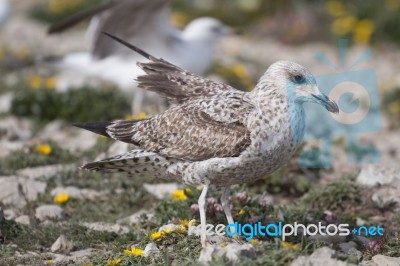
[356, 217, 368, 226]
[355, 235, 371, 247]
[51, 235, 73, 254]
[17, 164, 73, 180]
[0, 92, 13, 113]
[117, 209, 154, 225]
[144, 243, 160, 257]
[0, 140, 24, 158]
[0, 116, 31, 141]
[357, 165, 400, 187]
[52, 248, 93, 264]
[50, 186, 81, 198]
[82, 222, 129, 234]
[371, 254, 400, 266]
[49, 186, 104, 200]
[348, 248, 363, 261]
[3, 208, 17, 220]
[359, 261, 377, 266]
[35, 205, 65, 221]
[371, 187, 400, 210]
[39, 120, 97, 152]
[143, 183, 179, 199]
[339, 241, 357, 253]
[15, 215, 33, 226]
[290, 247, 356, 266]
[309, 233, 347, 245]
[0, 176, 46, 208]
[198, 242, 255, 262]
[79, 189, 104, 200]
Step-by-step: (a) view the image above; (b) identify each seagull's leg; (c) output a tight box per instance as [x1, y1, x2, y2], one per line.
[198, 184, 209, 248]
[221, 186, 235, 233]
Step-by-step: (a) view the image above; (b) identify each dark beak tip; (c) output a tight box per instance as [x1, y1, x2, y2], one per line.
[328, 101, 340, 113]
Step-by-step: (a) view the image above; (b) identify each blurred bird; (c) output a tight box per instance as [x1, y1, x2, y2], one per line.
[0, 0, 10, 30]
[74, 33, 339, 250]
[46, 0, 230, 114]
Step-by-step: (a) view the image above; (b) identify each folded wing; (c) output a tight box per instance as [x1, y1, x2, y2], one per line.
[98, 96, 253, 161]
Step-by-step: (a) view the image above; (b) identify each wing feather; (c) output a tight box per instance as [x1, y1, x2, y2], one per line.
[137, 60, 236, 103]
[92, 0, 174, 59]
[105, 96, 254, 161]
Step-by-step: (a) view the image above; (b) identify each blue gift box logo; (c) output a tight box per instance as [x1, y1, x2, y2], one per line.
[296, 39, 383, 168]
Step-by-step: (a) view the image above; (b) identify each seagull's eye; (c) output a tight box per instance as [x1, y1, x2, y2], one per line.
[292, 75, 306, 84]
[211, 26, 222, 33]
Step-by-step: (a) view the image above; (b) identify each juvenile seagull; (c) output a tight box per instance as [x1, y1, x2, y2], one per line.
[74, 33, 339, 248]
[47, 0, 229, 113]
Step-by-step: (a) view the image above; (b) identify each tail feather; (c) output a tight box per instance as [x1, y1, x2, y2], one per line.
[82, 149, 176, 180]
[73, 121, 112, 137]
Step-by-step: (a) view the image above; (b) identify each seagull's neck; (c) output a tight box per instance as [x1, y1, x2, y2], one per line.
[248, 84, 306, 152]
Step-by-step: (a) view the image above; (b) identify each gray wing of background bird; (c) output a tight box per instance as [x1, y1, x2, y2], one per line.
[91, 0, 176, 59]
[48, 0, 177, 59]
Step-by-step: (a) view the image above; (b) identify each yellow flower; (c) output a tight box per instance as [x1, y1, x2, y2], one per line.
[326, 1, 346, 17]
[123, 247, 144, 256]
[353, 19, 375, 44]
[331, 16, 357, 36]
[151, 231, 164, 240]
[163, 228, 173, 234]
[46, 260, 53, 265]
[170, 11, 190, 28]
[180, 219, 190, 228]
[29, 75, 42, 89]
[172, 189, 188, 201]
[54, 193, 70, 204]
[184, 188, 192, 195]
[175, 225, 186, 234]
[237, 209, 245, 216]
[232, 63, 251, 83]
[107, 258, 122, 266]
[45, 77, 57, 89]
[249, 239, 262, 246]
[281, 241, 301, 251]
[35, 144, 52, 155]
[126, 112, 147, 120]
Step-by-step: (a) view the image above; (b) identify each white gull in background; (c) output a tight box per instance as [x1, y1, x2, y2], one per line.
[74, 33, 339, 251]
[0, 0, 10, 30]
[46, 0, 229, 114]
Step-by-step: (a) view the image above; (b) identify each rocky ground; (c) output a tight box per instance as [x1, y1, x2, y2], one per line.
[1, 1, 400, 266]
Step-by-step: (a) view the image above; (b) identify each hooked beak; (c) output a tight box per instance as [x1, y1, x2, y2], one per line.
[311, 94, 339, 113]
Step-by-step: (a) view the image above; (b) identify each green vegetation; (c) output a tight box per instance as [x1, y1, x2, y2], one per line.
[11, 87, 131, 123]
[0, 142, 76, 175]
[300, 175, 361, 210]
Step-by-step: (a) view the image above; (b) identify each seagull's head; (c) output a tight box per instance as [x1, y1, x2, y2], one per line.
[182, 17, 230, 44]
[263, 61, 339, 113]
